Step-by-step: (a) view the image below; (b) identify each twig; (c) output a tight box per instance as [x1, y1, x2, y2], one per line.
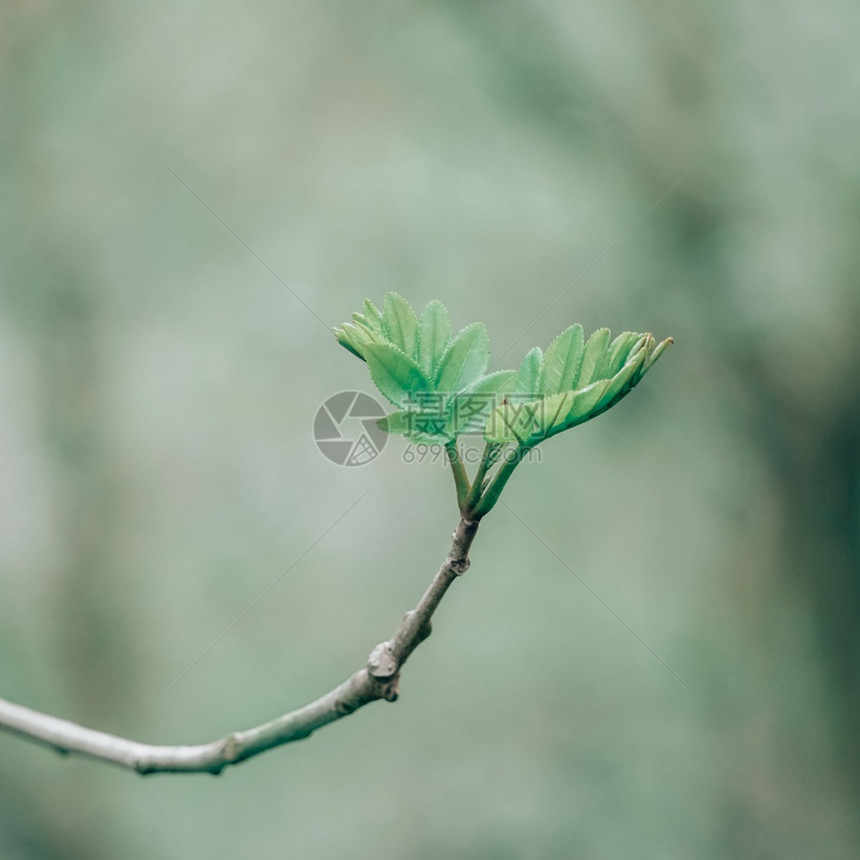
[0, 517, 480, 776]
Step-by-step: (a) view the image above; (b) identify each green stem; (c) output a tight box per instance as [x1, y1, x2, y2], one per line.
[464, 442, 502, 514]
[473, 444, 532, 517]
[445, 440, 471, 512]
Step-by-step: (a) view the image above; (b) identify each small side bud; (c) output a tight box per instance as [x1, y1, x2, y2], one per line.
[367, 641, 398, 679]
[382, 676, 400, 702]
[448, 557, 470, 576]
[222, 733, 242, 763]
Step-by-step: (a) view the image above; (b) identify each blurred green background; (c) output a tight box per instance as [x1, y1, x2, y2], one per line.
[1, 1, 859, 857]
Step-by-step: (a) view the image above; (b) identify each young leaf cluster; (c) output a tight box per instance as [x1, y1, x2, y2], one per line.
[334, 293, 515, 443]
[485, 326, 672, 446]
[335, 293, 672, 516]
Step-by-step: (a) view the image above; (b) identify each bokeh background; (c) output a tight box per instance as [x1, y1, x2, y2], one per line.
[2, 1, 859, 857]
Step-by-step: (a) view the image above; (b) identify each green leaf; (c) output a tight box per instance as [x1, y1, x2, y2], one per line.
[435, 322, 490, 394]
[594, 348, 647, 414]
[542, 324, 584, 395]
[485, 388, 578, 445]
[417, 300, 452, 376]
[604, 332, 644, 378]
[333, 325, 364, 360]
[382, 292, 419, 359]
[575, 327, 611, 387]
[362, 299, 385, 334]
[333, 321, 385, 361]
[642, 336, 674, 372]
[378, 409, 450, 443]
[484, 328, 672, 446]
[445, 369, 517, 438]
[539, 390, 577, 435]
[363, 342, 432, 407]
[484, 399, 540, 444]
[488, 391, 574, 445]
[564, 378, 613, 426]
[515, 347, 544, 397]
[486, 380, 611, 445]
